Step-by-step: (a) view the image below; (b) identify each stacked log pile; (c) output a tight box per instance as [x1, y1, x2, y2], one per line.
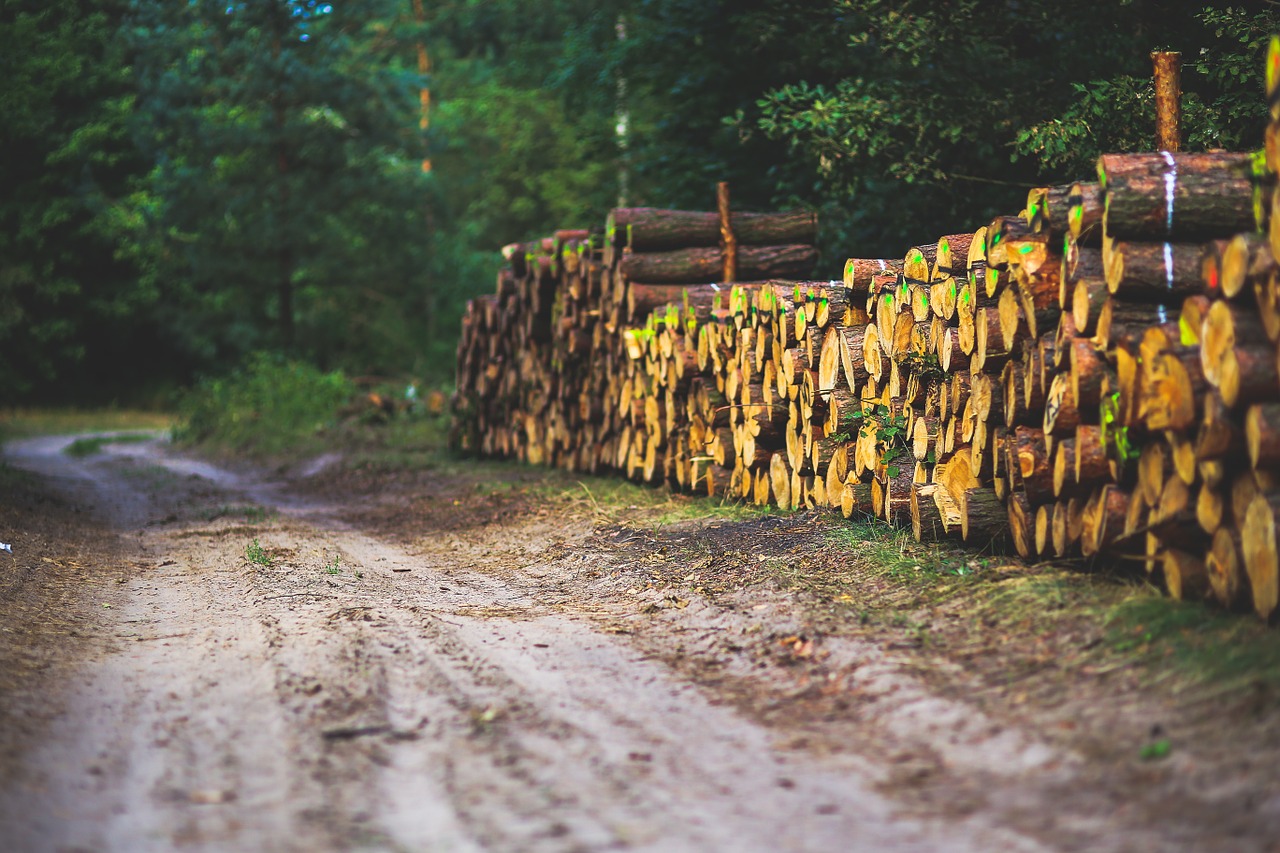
[454, 44, 1280, 621]
[451, 208, 820, 482]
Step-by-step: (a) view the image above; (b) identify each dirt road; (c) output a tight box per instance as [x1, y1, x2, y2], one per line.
[0, 435, 1276, 851]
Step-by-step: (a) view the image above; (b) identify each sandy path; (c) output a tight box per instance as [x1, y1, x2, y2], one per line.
[0, 435, 1052, 852]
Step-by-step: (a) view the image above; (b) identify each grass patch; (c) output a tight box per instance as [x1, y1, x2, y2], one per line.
[0, 409, 173, 445]
[806, 516, 1280, 696]
[201, 504, 274, 523]
[328, 415, 453, 472]
[533, 474, 779, 528]
[63, 432, 156, 458]
[1100, 593, 1280, 690]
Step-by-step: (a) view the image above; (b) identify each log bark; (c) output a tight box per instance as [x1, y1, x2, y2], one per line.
[1014, 426, 1054, 505]
[1151, 51, 1183, 153]
[608, 207, 819, 251]
[717, 182, 737, 282]
[1068, 182, 1105, 245]
[1246, 402, 1280, 469]
[1102, 237, 1204, 301]
[1242, 491, 1280, 621]
[1027, 184, 1075, 238]
[961, 487, 1008, 548]
[986, 215, 1033, 268]
[1074, 424, 1111, 488]
[619, 244, 817, 284]
[843, 258, 905, 293]
[1098, 152, 1262, 241]
[1208, 528, 1250, 611]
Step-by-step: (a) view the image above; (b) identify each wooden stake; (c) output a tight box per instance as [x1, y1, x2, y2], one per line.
[717, 182, 737, 283]
[1152, 51, 1182, 153]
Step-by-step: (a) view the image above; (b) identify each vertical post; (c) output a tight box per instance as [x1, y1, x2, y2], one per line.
[717, 182, 737, 283]
[1152, 50, 1182, 152]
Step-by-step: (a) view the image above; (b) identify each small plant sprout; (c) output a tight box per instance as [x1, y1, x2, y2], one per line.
[245, 538, 273, 567]
[325, 555, 342, 575]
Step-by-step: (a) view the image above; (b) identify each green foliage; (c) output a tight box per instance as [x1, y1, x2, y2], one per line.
[173, 352, 353, 455]
[0, 1, 163, 399]
[750, 2, 1280, 254]
[4, 0, 1279, 404]
[126, 0, 435, 375]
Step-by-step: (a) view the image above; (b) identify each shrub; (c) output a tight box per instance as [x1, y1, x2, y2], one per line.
[173, 352, 353, 455]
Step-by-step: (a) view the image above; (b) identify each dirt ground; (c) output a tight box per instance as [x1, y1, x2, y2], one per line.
[2, 432, 1280, 852]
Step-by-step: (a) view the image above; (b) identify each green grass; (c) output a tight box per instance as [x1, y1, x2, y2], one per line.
[523, 474, 778, 529]
[0, 409, 173, 445]
[200, 504, 274, 523]
[1099, 593, 1280, 690]
[63, 432, 156, 457]
[328, 414, 453, 472]
[812, 516, 1280, 694]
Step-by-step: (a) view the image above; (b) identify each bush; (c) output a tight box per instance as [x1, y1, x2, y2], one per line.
[173, 353, 353, 456]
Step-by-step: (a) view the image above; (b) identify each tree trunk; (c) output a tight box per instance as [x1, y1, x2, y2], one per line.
[961, 487, 1007, 548]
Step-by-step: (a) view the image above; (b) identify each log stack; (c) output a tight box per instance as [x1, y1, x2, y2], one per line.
[452, 208, 820, 485]
[454, 42, 1280, 622]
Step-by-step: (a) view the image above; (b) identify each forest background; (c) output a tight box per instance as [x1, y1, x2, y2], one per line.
[3, 0, 1277, 406]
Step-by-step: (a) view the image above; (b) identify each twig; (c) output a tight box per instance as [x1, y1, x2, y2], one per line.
[322, 724, 391, 741]
[260, 591, 334, 601]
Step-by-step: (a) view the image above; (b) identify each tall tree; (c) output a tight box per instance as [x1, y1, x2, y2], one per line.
[127, 0, 431, 371]
[0, 0, 155, 399]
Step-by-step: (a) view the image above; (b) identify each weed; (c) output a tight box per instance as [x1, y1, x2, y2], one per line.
[324, 555, 342, 575]
[1139, 739, 1172, 761]
[245, 538, 273, 568]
